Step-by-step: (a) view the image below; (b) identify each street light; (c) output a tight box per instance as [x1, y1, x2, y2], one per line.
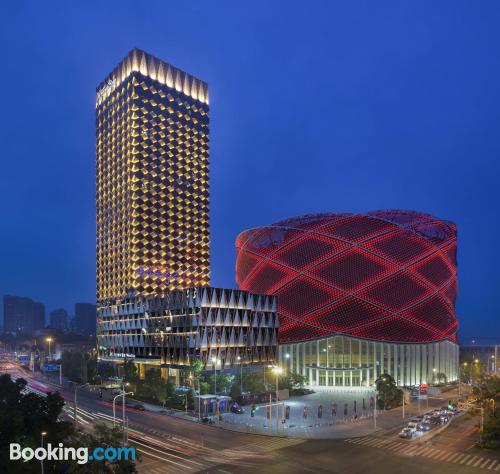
[40, 432, 47, 474]
[73, 382, 89, 428]
[211, 357, 219, 395]
[272, 366, 283, 432]
[237, 356, 243, 394]
[112, 384, 134, 446]
[46, 337, 53, 360]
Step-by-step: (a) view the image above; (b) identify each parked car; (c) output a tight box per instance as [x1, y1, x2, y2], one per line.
[399, 428, 414, 439]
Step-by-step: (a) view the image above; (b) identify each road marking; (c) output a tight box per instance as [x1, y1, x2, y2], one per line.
[473, 457, 486, 468]
[131, 439, 202, 466]
[466, 456, 480, 466]
[494, 461, 500, 471]
[136, 448, 192, 470]
[446, 452, 462, 463]
[349, 438, 366, 444]
[384, 442, 402, 450]
[411, 446, 429, 456]
[459, 454, 472, 464]
[486, 460, 498, 470]
[427, 449, 445, 459]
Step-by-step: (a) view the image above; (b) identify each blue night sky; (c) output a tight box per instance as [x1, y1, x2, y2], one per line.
[0, 1, 498, 343]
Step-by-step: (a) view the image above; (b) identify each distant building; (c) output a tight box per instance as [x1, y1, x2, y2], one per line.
[74, 303, 96, 335]
[3, 295, 45, 335]
[33, 302, 45, 331]
[49, 308, 68, 331]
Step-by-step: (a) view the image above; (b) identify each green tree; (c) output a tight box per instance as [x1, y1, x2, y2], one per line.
[375, 373, 403, 410]
[0, 374, 138, 473]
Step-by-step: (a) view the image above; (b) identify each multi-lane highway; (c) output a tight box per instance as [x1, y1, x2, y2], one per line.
[2, 357, 498, 474]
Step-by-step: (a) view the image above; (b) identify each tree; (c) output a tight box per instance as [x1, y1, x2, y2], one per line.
[375, 374, 403, 410]
[123, 359, 138, 385]
[0, 374, 138, 473]
[471, 374, 500, 449]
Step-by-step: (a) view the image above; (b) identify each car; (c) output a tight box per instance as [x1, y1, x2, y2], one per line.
[407, 422, 419, 430]
[411, 416, 424, 422]
[417, 422, 432, 432]
[133, 403, 145, 411]
[399, 428, 414, 439]
[230, 405, 244, 414]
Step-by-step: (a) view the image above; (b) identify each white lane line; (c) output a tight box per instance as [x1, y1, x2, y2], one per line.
[136, 448, 193, 470]
[453, 454, 468, 464]
[459, 454, 473, 464]
[446, 452, 462, 463]
[385, 442, 402, 450]
[473, 458, 486, 468]
[349, 438, 367, 444]
[364, 438, 383, 447]
[131, 439, 203, 466]
[437, 451, 455, 461]
[486, 460, 498, 470]
[466, 456, 480, 466]
[372, 439, 390, 447]
[427, 449, 445, 459]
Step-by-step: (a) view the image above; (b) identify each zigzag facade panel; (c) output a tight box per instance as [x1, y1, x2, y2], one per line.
[96, 288, 278, 367]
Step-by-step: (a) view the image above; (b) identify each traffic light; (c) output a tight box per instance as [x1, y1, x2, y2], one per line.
[251, 404, 256, 418]
[448, 400, 453, 410]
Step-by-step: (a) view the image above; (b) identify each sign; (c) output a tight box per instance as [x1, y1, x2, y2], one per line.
[109, 353, 135, 359]
[44, 364, 60, 372]
[277, 389, 289, 401]
[97, 77, 116, 100]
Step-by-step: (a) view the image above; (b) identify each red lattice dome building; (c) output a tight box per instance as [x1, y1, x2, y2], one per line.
[236, 211, 459, 387]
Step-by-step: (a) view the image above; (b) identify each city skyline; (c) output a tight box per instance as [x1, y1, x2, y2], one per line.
[1, 1, 500, 343]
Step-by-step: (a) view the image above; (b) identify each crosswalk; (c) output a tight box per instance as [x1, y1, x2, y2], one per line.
[229, 436, 305, 454]
[344, 436, 500, 470]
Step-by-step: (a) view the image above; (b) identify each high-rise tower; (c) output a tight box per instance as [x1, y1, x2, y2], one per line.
[96, 49, 210, 304]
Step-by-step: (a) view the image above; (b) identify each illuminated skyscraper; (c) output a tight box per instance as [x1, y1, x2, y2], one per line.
[96, 48, 210, 304]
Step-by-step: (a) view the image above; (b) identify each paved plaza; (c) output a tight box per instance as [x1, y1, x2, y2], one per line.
[218, 387, 379, 438]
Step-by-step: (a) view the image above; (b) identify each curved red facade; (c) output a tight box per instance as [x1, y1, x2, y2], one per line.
[236, 211, 458, 344]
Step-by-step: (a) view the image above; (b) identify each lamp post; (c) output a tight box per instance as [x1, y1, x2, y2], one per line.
[237, 356, 243, 394]
[46, 337, 53, 361]
[272, 366, 283, 432]
[40, 432, 47, 474]
[73, 382, 89, 428]
[211, 357, 218, 395]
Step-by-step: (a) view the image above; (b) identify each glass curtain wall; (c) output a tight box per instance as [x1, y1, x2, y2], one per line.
[279, 336, 459, 387]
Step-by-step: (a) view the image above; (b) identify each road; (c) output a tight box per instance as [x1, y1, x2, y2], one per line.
[2, 359, 498, 473]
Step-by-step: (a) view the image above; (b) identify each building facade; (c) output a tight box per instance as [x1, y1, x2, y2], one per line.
[236, 211, 459, 387]
[49, 308, 68, 331]
[75, 303, 96, 335]
[96, 48, 210, 304]
[279, 336, 458, 387]
[97, 287, 278, 373]
[3, 295, 45, 335]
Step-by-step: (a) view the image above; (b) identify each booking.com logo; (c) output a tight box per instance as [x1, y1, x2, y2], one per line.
[10, 443, 136, 465]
